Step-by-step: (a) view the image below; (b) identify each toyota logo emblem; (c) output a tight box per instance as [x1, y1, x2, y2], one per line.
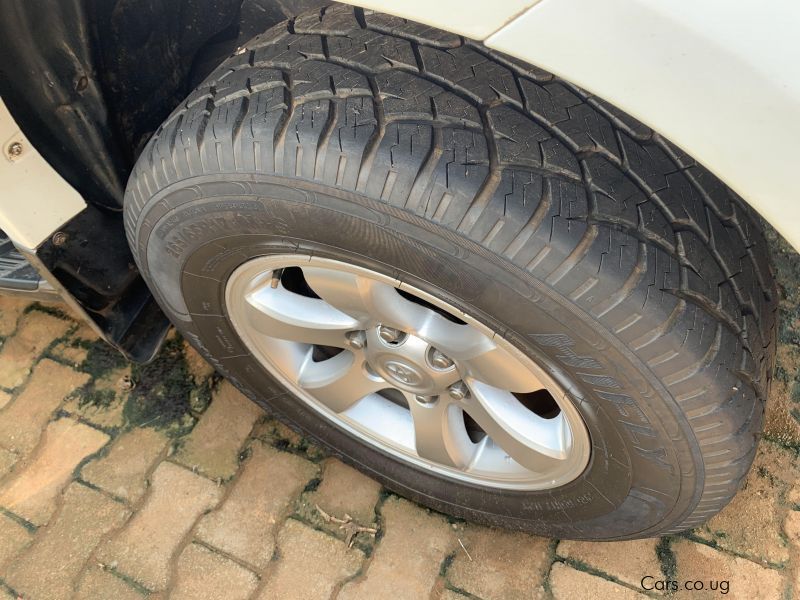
[384, 360, 423, 385]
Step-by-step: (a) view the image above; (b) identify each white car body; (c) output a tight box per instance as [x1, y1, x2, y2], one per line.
[2, 0, 799, 252]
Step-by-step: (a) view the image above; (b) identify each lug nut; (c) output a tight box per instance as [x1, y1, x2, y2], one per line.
[378, 325, 404, 344]
[414, 394, 438, 405]
[448, 381, 469, 401]
[346, 330, 366, 349]
[429, 348, 454, 370]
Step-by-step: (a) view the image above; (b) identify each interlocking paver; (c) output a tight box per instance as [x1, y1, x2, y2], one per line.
[171, 543, 259, 600]
[441, 591, 470, 600]
[338, 496, 456, 600]
[0, 359, 89, 456]
[257, 519, 363, 600]
[557, 538, 662, 589]
[75, 567, 144, 600]
[784, 511, 800, 595]
[97, 461, 222, 591]
[0, 296, 27, 337]
[183, 340, 215, 382]
[550, 562, 643, 599]
[0, 418, 108, 525]
[693, 441, 795, 566]
[0, 513, 32, 568]
[62, 366, 129, 429]
[52, 344, 89, 367]
[197, 443, 317, 569]
[81, 427, 168, 502]
[174, 380, 263, 480]
[672, 539, 786, 599]
[0, 447, 16, 479]
[0, 589, 14, 600]
[448, 525, 551, 599]
[0, 311, 71, 389]
[308, 458, 381, 526]
[4, 482, 130, 600]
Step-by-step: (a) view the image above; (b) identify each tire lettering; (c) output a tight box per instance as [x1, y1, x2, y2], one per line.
[533, 332, 670, 471]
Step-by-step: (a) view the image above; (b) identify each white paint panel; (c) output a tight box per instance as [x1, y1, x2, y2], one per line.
[336, 0, 538, 40]
[486, 0, 800, 249]
[0, 99, 86, 250]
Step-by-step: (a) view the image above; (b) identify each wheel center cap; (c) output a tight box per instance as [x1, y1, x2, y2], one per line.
[383, 360, 424, 386]
[364, 328, 454, 394]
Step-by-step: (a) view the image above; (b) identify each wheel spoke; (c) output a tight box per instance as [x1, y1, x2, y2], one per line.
[302, 267, 421, 330]
[244, 280, 361, 347]
[460, 346, 547, 393]
[462, 379, 570, 472]
[302, 266, 503, 360]
[296, 350, 384, 413]
[405, 393, 476, 469]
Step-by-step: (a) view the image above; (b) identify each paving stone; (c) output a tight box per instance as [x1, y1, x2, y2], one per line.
[81, 427, 168, 502]
[308, 458, 381, 526]
[0, 418, 108, 525]
[550, 562, 643, 599]
[0, 447, 17, 479]
[764, 345, 800, 448]
[252, 417, 328, 462]
[49, 341, 89, 367]
[197, 443, 316, 569]
[257, 519, 363, 600]
[441, 591, 471, 600]
[672, 539, 786, 599]
[557, 538, 662, 588]
[62, 367, 130, 429]
[253, 418, 304, 447]
[174, 381, 263, 480]
[75, 567, 144, 600]
[783, 511, 800, 595]
[0, 311, 71, 389]
[183, 340, 215, 382]
[693, 442, 795, 566]
[449, 525, 551, 599]
[0, 390, 10, 410]
[0, 296, 28, 337]
[97, 461, 223, 590]
[171, 542, 258, 600]
[0, 359, 90, 456]
[0, 512, 33, 568]
[788, 484, 800, 506]
[338, 496, 456, 600]
[5, 483, 130, 600]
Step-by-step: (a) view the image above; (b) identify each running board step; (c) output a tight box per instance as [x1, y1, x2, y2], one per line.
[0, 230, 58, 298]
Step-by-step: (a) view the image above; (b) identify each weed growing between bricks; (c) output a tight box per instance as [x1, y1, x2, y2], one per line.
[656, 536, 677, 581]
[555, 555, 628, 589]
[124, 337, 197, 436]
[78, 339, 127, 379]
[540, 539, 560, 597]
[679, 529, 786, 571]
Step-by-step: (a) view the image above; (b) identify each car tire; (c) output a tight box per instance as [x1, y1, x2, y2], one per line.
[123, 5, 778, 540]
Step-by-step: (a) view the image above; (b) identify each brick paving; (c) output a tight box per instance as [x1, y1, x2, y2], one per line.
[0, 233, 799, 600]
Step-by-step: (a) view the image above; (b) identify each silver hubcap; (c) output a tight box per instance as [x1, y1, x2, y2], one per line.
[225, 256, 590, 490]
